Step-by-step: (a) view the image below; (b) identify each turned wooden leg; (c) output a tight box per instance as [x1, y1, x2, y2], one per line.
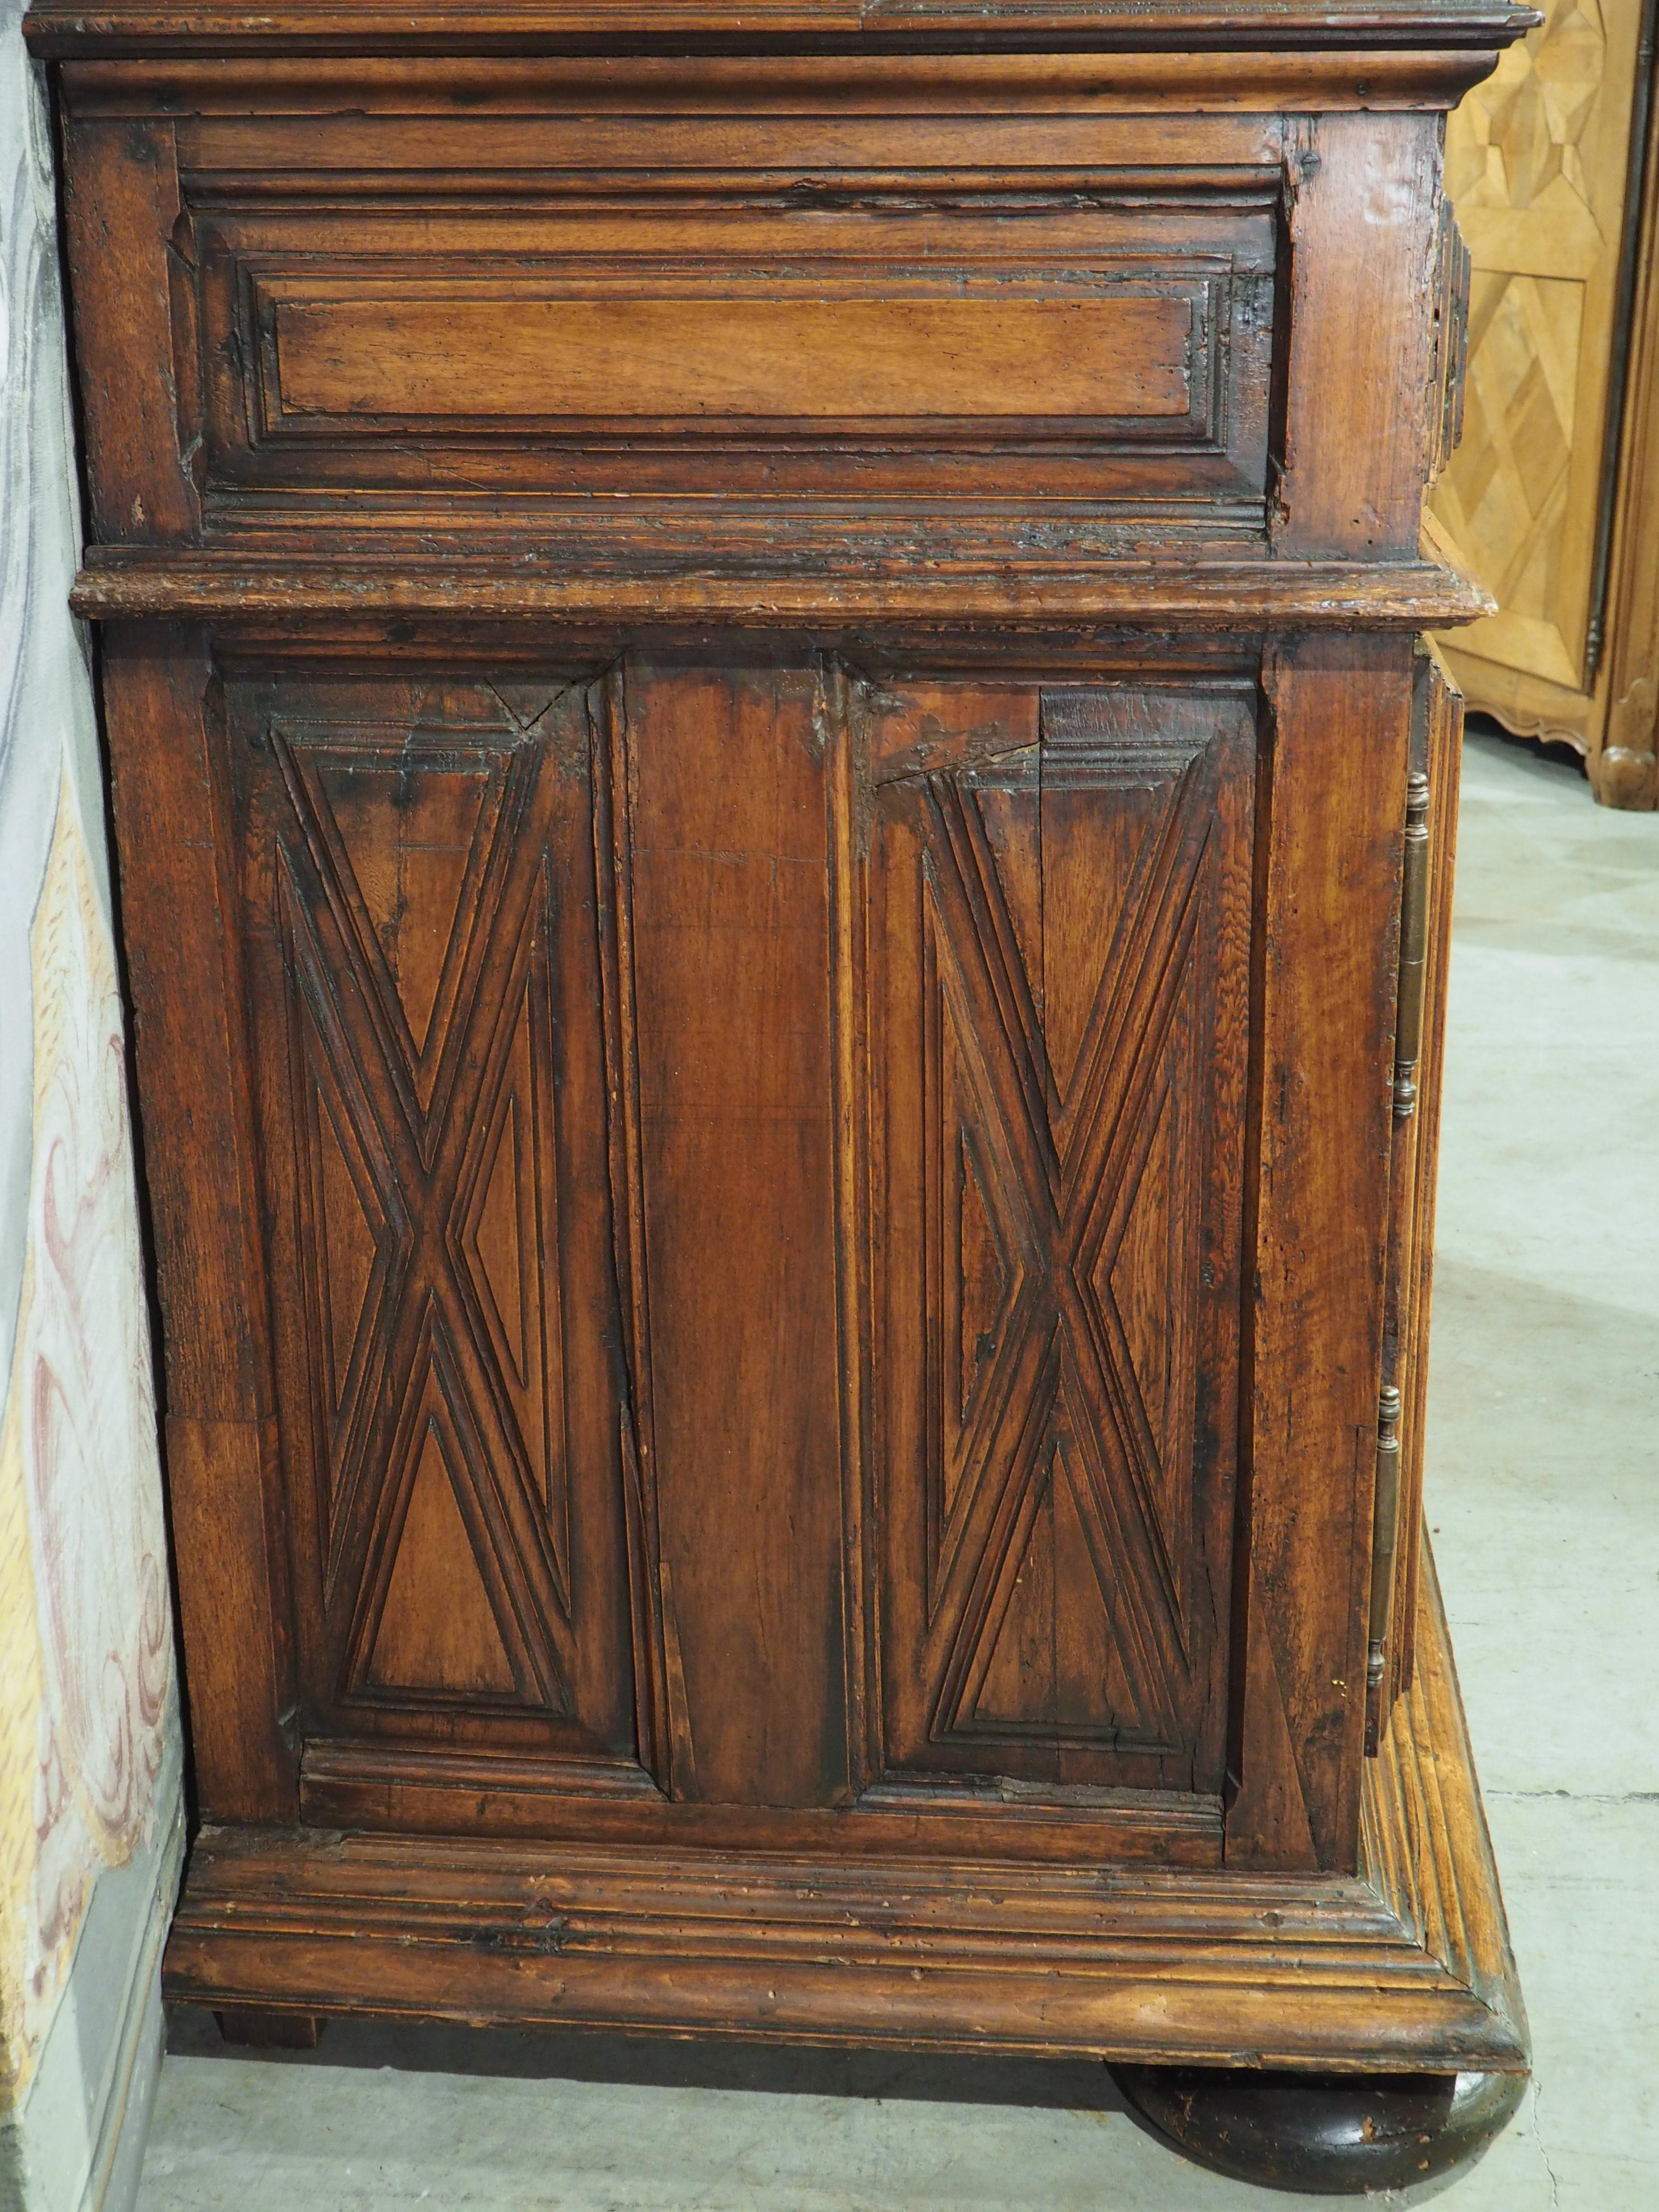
[1109, 2063, 1526, 2195]
[214, 2007, 325, 2050]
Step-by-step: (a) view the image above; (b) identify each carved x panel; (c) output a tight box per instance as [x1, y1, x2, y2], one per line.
[873, 685, 1254, 1792]
[237, 676, 636, 1757]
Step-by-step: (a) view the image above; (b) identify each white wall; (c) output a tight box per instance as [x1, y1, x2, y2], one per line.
[0, 8, 184, 2207]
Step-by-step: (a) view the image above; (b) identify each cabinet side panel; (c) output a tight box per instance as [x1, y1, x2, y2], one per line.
[1277, 111, 1442, 558]
[622, 661, 848, 1807]
[59, 115, 200, 544]
[1395, 651, 1465, 1693]
[1226, 633, 1412, 1873]
[98, 625, 294, 1819]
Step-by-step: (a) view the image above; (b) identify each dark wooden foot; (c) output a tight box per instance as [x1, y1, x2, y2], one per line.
[214, 2006, 325, 2050]
[1109, 2063, 1526, 2195]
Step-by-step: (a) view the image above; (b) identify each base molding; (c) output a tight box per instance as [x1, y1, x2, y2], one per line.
[164, 1548, 1526, 2078]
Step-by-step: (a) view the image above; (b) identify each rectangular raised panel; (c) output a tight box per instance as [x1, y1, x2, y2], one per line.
[870, 682, 1256, 1797]
[273, 293, 1196, 425]
[234, 673, 643, 1776]
[173, 174, 1276, 534]
[219, 240, 1258, 498]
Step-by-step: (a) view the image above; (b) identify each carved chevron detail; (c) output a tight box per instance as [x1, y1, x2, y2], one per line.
[923, 754, 1205, 1752]
[269, 712, 583, 1718]
[874, 684, 1253, 1788]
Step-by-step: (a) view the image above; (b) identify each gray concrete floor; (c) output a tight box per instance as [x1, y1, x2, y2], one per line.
[138, 728, 1659, 2210]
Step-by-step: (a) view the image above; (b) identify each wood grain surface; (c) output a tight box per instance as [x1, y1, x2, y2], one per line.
[274, 295, 1196, 424]
[44, 5, 1529, 2080]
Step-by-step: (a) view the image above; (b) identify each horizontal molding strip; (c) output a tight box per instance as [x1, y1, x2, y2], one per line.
[72, 553, 1494, 630]
[164, 1824, 1525, 2071]
[298, 1741, 1225, 1864]
[23, 5, 1542, 65]
[52, 49, 1511, 109]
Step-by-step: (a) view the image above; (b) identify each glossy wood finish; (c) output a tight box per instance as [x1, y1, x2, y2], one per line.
[97, 625, 299, 1825]
[272, 294, 1203, 422]
[1226, 634, 1414, 1872]
[23, 6, 1543, 61]
[68, 557, 1494, 628]
[233, 670, 639, 1765]
[1387, 646, 1465, 1705]
[30, 2, 1531, 2172]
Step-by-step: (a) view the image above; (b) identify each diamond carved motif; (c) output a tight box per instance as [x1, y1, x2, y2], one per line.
[885, 714, 1229, 1769]
[1434, 0, 1635, 693]
[274, 726, 577, 1716]
[365, 1387, 517, 1700]
[305, 753, 507, 1126]
[956, 1128, 1012, 1435]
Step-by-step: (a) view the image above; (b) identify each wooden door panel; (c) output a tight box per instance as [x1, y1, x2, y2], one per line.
[234, 656, 1253, 1822]
[870, 682, 1255, 1796]
[235, 672, 640, 1768]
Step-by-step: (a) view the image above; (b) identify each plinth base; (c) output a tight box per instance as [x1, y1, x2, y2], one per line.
[166, 1547, 1526, 2154]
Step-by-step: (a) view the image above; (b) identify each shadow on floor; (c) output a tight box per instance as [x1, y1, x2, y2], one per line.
[1461, 715, 1589, 786]
[165, 2004, 1131, 2115]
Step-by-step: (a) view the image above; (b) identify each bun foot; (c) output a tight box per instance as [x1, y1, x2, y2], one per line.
[1109, 2062, 1526, 2195]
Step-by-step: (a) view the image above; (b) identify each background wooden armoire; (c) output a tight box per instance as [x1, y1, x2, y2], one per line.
[1432, 0, 1659, 807]
[25, 0, 1534, 2189]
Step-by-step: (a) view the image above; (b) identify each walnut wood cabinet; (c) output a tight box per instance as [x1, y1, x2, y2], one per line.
[27, 0, 1534, 2188]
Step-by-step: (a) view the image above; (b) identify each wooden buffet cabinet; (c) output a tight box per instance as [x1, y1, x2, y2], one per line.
[26, 0, 1536, 2189]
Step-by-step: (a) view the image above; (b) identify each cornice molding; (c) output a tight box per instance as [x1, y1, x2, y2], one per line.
[24, 3, 1543, 65]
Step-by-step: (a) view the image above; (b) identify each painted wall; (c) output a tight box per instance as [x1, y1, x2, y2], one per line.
[0, 6, 185, 2208]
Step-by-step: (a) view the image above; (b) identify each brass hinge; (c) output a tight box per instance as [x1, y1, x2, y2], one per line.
[1366, 768, 1433, 1755]
[1391, 771, 1432, 1121]
[1365, 1382, 1404, 1737]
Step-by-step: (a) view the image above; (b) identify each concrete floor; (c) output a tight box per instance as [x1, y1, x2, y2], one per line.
[137, 728, 1659, 2211]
